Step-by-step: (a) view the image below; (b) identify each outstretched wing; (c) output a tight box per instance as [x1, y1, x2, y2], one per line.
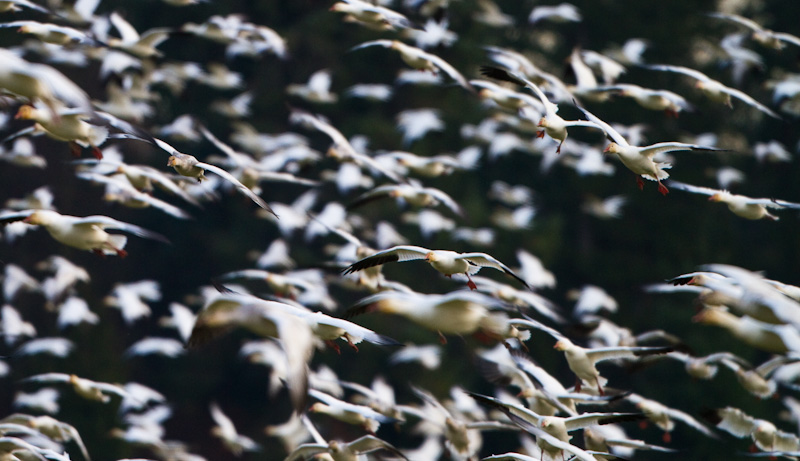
[342, 245, 431, 274]
[196, 161, 277, 217]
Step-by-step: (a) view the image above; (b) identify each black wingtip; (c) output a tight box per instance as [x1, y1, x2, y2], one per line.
[479, 65, 521, 85]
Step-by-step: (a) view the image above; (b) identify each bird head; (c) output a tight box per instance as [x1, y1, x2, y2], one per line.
[308, 402, 328, 413]
[329, 2, 346, 12]
[22, 210, 52, 225]
[553, 339, 568, 351]
[425, 251, 437, 262]
[477, 88, 493, 100]
[166, 156, 178, 167]
[708, 193, 723, 202]
[603, 143, 619, 154]
[15, 105, 36, 120]
[537, 117, 548, 128]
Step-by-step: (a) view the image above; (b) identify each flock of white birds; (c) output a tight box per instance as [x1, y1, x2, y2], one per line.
[0, 0, 800, 460]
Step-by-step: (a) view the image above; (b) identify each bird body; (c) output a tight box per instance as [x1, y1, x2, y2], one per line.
[351, 40, 473, 91]
[15, 105, 108, 159]
[646, 64, 780, 118]
[1, 209, 167, 257]
[667, 180, 799, 220]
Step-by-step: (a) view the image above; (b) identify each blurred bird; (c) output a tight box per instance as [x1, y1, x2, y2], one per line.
[22, 373, 132, 404]
[667, 180, 800, 221]
[625, 392, 717, 442]
[330, 0, 417, 30]
[209, 402, 260, 456]
[284, 434, 407, 461]
[351, 40, 474, 91]
[646, 64, 780, 118]
[0, 209, 168, 257]
[286, 69, 338, 104]
[529, 3, 581, 24]
[709, 12, 800, 50]
[704, 406, 799, 453]
[1, 305, 36, 346]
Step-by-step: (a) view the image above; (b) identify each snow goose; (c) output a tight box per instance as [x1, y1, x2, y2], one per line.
[187, 292, 315, 412]
[346, 182, 464, 217]
[0, 414, 89, 461]
[0, 209, 168, 257]
[664, 351, 750, 380]
[601, 83, 692, 116]
[646, 64, 780, 118]
[15, 105, 108, 160]
[484, 344, 622, 417]
[105, 280, 160, 325]
[2, 264, 40, 302]
[1, 305, 36, 346]
[0, 49, 90, 112]
[346, 290, 522, 342]
[480, 66, 601, 153]
[625, 392, 717, 442]
[471, 276, 563, 323]
[709, 12, 800, 50]
[667, 179, 800, 220]
[76, 172, 192, 219]
[692, 306, 800, 353]
[308, 388, 398, 433]
[0, 0, 51, 13]
[409, 386, 518, 459]
[528, 3, 581, 24]
[22, 373, 132, 403]
[209, 402, 260, 456]
[73, 158, 202, 207]
[330, 0, 417, 31]
[351, 40, 473, 91]
[510, 316, 673, 395]
[286, 69, 337, 104]
[342, 245, 530, 291]
[140, 137, 276, 215]
[284, 434, 407, 461]
[696, 264, 800, 328]
[471, 79, 543, 112]
[576, 104, 724, 195]
[583, 424, 677, 459]
[723, 355, 800, 399]
[705, 406, 800, 453]
[289, 108, 406, 185]
[469, 392, 642, 461]
[106, 12, 173, 59]
[374, 150, 470, 178]
[0, 20, 99, 46]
